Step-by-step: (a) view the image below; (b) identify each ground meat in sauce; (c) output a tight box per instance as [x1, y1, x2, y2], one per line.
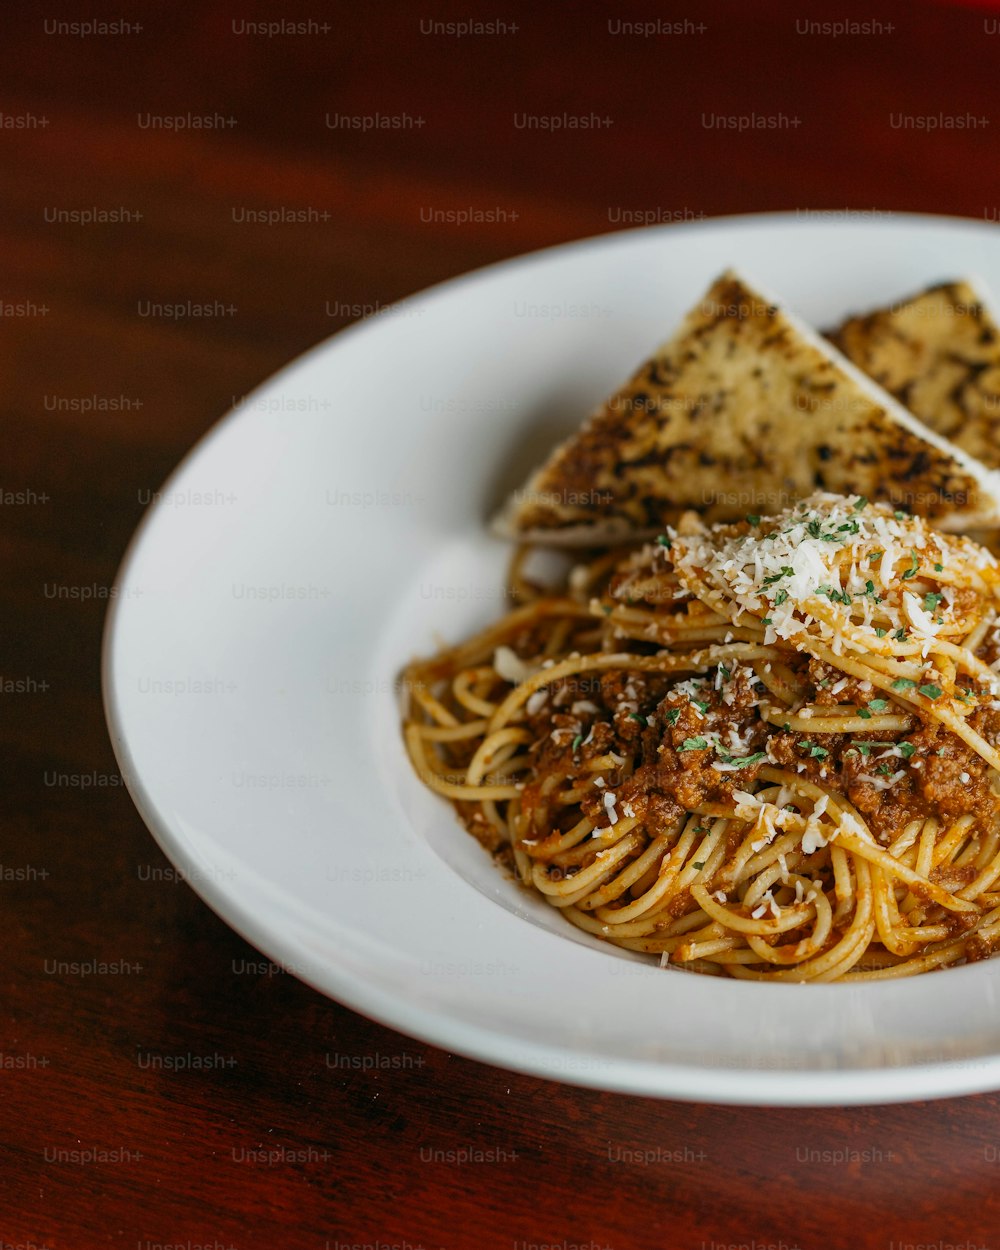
[909, 719, 995, 824]
[628, 673, 769, 822]
[519, 656, 1000, 849]
[742, 705, 998, 844]
[977, 623, 1000, 669]
[599, 670, 673, 746]
[531, 664, 771, 834]
[807, 658, 878, 708]
[966, 929, 1000, 962]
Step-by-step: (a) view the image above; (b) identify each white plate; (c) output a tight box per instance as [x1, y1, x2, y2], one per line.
[104, 212, 1000, 1105]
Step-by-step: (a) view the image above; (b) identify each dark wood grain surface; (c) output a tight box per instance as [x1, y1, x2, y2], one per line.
[5, 0, 1000, 1245]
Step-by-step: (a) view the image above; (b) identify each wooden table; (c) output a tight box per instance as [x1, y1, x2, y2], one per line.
[5, 0, 1000, 1243]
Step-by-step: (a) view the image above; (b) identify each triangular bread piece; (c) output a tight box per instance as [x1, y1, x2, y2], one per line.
[492, 270, 1000, 544]
[829, 278, 1000, 471]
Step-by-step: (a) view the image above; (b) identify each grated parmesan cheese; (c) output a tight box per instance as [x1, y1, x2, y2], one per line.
[526, 689, 549, 716]
[669, 493, 996, 657]
[801, 814, 831, 855]
[858, 770, 906, 790]
[494, 646, 537, 683]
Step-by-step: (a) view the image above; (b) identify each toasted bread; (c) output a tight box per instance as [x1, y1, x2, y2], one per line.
[493, 270, 1000, 544]
[830, 278, 1000, 470]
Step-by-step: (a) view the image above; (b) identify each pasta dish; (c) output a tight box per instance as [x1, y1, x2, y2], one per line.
[403, 494, 1000, 980]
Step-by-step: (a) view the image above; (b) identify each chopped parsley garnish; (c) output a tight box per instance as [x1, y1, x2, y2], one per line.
[857, 709, 872, 720]
[868, 551, 884, 564]
[868, 698, 889, 713]
[923, 592, 943, 613]
[891, 678, 917, 691]
[837, 519, 860, 534]
[717, 664, 731, 681]
[773, 589, 789, 606]
[853, 496, 868, 511]
[934, 562, 943, 572]
[628, 713, 647, 726]
[817, 585, 851, 605]
[893, 628, 908, 642]
[894, 510, 907, 520]
[918, 683, 943, 700]
[763, 566, 793, 585]
[656, 535, 671, 548]
[875, 627, 887, 638]
[571, 734, 583, 753]
[665, 708, 681, 726]
[692, 862, 705, 870]
[858, 579, 879, 601]
[898, 742, 917, 759]
[746, 514, 760, 526]
[718, 751, 767, 768]
[680, 737, 708, 751]
[876, 762, 893, 776]
[761, 618, 773, 626]
[901, 549, 919, 580]
[692, 700, 710, 714]
[797, 740, 829, 756]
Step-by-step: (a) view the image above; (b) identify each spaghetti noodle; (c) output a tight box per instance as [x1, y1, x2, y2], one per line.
[402, 494, 1000, 980]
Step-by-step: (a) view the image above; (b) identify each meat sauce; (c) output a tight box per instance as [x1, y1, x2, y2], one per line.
[523, 653, 1000, 847]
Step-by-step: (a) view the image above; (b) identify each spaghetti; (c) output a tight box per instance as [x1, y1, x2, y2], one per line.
[402, 494, 1000, 980]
